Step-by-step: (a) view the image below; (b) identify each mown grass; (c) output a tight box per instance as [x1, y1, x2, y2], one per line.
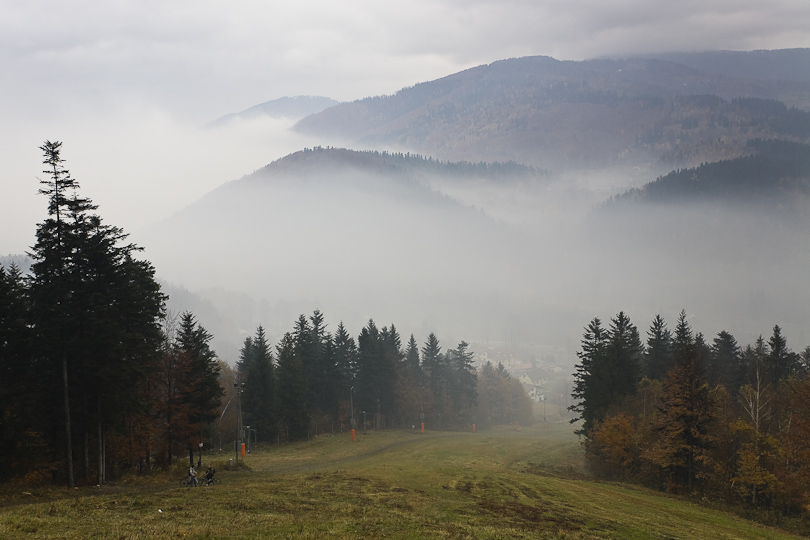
[0, 425, 803, 539]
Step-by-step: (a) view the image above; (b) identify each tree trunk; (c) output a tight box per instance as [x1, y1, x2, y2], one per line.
[97, 394, 104, 485]
[63, 353, 74, 488]
[83, 420, 89, 480]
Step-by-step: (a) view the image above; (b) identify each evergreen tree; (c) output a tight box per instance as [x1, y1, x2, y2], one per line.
[644, 315, 672, 381]
[236, 336, 254, 381]
[800, 346, 810, 374]
[152, 314, 194, 466]
[421, 333, 442, 379]
[292, 314, 316, 410]
[446, 341, 478, 428]
[653, 320, 717, 492]
[355, 320, 386, 428]
[275, 332, 309, 440]
[308, 310, 340, 424]
[332, 321, 358, 392]
[570, 312, 641, 438]
[29, 141, 165, 486]
[709, 331, 742, 393]
[421, 333, 449, 426]
[673, 310, 693, 351]
[176, 312, 223, 465]
[0, 263, 35, 480]
[396, 334, 424, 429]
[603, 312, 643, 402]
[569, 317, 608, 436]
[404, 334, 421, 376]
[766, 325, 799, 388]
[377, 325, 402, 426]
[476, 362, 501, 427]
[240, 326, 276, 442]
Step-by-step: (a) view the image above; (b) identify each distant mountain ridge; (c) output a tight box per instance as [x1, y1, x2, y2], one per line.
[607, 139, 810, 206]
[294, 51, 810, 173]
[208, 95, 338, 127]
[245, 146, 548, 182]
[641, 49, 810, 85]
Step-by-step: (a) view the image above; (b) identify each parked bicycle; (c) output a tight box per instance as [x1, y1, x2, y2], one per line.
[180, 475, 200, 487]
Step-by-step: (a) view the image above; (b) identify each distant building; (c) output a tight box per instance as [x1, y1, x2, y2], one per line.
[519, 372, 546, 402]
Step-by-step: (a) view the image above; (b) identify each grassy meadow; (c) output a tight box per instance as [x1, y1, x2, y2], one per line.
[0, 424, 803, 539]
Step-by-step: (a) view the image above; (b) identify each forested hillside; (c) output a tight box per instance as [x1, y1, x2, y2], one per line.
[607, 139, 810, 205]
[294, 52, 810, 171]
[140, 147, 546, 348]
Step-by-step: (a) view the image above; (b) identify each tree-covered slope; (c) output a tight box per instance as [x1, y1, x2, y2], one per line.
[294, 53, 810, 172]
[142, 148, 543, 344]
[608, 139, 810, 205]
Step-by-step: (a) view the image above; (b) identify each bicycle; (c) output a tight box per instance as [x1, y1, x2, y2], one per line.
[201, 477, 221, 486]
[180, 476, 202, 487]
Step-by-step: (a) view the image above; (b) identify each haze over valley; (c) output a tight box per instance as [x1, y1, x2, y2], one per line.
[4, 50, 809, 365]
[124, 50, 810, 364]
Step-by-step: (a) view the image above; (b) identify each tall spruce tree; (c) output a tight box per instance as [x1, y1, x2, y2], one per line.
[644, 315, 673, 381]
[570, 318, 607, 436]
[405, 334, 421, 375]
[239, 326, 275, 442]
[654, 315, 717, 491]
[377, 325, 402, 427]
[236, 336, 254, 381]
[355, 320, 384, 428]
[421, 333, 448, 426]
[446, 341, 478, 428]
[29, 141, 165, 486]
[766, 325, 799, 389]
[709, 331, 742, 393]
[602, 312, 643, 402]
[275, 332, 309, 440]
[332, 321, 357, 394]
[308, 311, 339, 423]
[331, 322, 358, 428]
[570, 313, 641, 438]
[176, 312, 222, 465]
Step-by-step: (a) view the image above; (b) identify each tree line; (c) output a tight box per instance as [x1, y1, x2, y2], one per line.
[233, 312, 534, 443]
[609, 139, 810, 206]
[0, 141, 532, 486]
[570, 310, 810, 513]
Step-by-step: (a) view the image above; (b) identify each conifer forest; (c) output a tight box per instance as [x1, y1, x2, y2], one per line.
[570, 309, 810, 512]
[0, 142, 533, 487]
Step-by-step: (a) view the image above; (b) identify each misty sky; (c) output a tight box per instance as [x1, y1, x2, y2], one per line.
[2, 0, 809, 254]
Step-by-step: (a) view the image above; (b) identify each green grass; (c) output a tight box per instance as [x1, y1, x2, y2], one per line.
[0, 425, 803, 539]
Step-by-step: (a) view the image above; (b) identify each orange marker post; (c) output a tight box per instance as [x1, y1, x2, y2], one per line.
[241, 443, 246, 457]
[351, 428, 356, 441]
[421, 422, 424, 433]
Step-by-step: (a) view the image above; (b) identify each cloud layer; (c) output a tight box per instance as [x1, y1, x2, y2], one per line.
[2, 0, 809, 253]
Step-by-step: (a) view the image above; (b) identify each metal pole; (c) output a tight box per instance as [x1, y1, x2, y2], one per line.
[350, 387, 356, 441]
